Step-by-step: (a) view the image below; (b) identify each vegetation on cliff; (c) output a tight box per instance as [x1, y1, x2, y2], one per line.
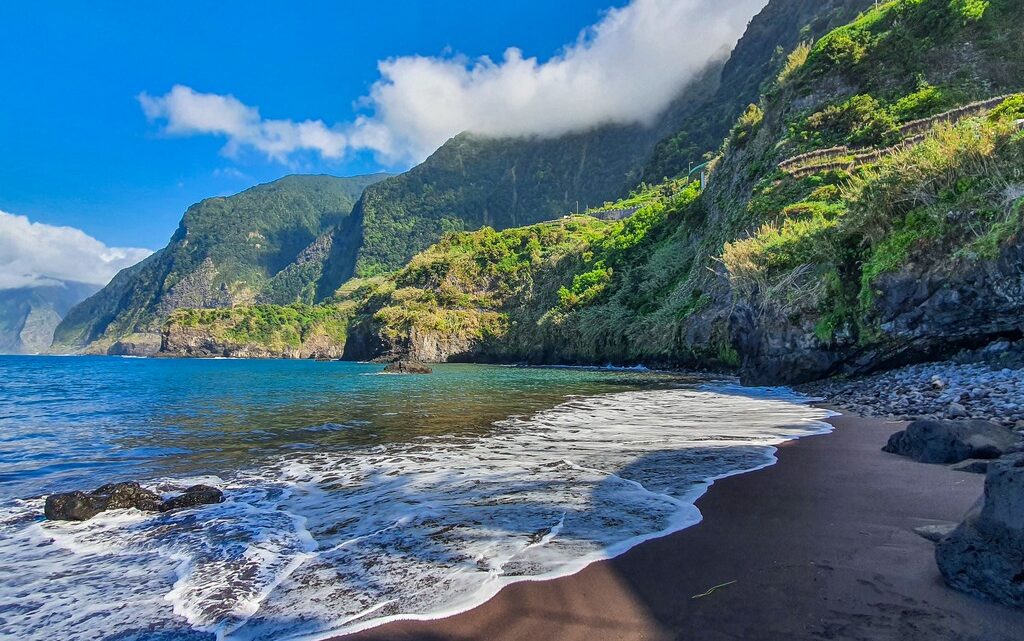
[166, 303, 352, 357]
[52, 174, 388, 350]
[61, 0, 876, 356]
[165, 0, 1024, 382]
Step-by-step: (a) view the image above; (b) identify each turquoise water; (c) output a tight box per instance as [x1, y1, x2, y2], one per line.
[0, 355, 832, 640]
[0, 356, 685, 498]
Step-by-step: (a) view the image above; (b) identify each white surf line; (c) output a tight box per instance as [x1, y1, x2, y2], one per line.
[272, 390, 835, 641]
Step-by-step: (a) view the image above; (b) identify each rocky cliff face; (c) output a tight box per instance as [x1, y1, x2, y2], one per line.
[735, 237, 1024, 383]
[52, 174, 388, 353]
[162, 324, 345, 360]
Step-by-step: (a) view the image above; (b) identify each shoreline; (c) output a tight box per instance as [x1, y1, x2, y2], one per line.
[337, 411, 1023, 641]
[301, 389, 836, 640]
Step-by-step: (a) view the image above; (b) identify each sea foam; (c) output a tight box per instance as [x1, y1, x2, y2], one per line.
[0, 384, 832, 640]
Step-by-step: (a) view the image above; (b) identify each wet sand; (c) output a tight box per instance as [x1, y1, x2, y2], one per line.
[338, 413, 1023, 641]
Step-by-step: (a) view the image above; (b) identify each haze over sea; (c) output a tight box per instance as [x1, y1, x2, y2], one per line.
[0, 356, 831, 640]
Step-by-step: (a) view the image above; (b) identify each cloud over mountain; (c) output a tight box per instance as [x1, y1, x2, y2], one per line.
[0, 211, 152, 289]
[141, 0, 767, 164]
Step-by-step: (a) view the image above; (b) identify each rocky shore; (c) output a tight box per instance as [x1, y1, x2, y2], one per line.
[798, 340, 1024, 429]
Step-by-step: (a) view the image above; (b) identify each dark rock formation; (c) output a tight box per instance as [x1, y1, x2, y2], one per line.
[45, 482, 162, 521]
[382, 360, 433, 375]
[737, 238, 1024, 384]
[44, 491, 110, 521]
[936, 454, 1024, 607]
[44, 482, 224, 520]
[159, 485, 224, 512]
[107, 333, 162, 356]
[882, 419, 1019, 464]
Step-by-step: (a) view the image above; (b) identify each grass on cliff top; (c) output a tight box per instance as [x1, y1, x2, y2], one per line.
[776, 0, 1023, 153]
[169, 303, 352, 349]
[721, 101, 1024, 340]
[346, 216, 613, 342]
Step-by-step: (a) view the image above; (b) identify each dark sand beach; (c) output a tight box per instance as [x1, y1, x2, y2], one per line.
[341, 413, 1023, 641]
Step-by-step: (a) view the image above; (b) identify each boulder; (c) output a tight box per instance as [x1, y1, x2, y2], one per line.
[45, 482, 162, 521]
[93, 482, 163, 511]
[382, 360, 433, 375]
[882, 419, 1018, 464]
[936, 454, 1024, 607]
[44, 491, 109, 521]
[159, 485, 224, 512]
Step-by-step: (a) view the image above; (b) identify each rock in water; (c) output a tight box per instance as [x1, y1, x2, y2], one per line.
[44, 491, 109, 521]
[936, 454, 1024, 607]
[382, 360, 433, 375]
[159, 485, 224, 512]
[93, 482, 163, 511]
[44, 482, 162, 521]
[882, 419, 1019, 464]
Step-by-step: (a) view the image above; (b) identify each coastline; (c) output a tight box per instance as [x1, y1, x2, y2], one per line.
[337, 411, 1023, 641]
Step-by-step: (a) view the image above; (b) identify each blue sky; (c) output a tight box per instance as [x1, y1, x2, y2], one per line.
[0, 1, 630, 249]
[1, 0, 766, 292]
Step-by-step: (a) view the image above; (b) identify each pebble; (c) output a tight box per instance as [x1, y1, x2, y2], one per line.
[799, 343, 1024, 429]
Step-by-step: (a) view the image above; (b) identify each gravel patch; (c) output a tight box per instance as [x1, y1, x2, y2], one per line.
[799, 341, 1024, 429]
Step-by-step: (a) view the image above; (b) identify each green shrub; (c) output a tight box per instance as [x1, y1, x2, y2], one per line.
[730, 104, 765, 146]
[950, 0, 990, 22]
[989, 94, 1024, 121]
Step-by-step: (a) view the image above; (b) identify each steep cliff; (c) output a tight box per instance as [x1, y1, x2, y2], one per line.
[52, 174, 388, 353]
[336, 0, 1024, 381]
[163, 0, 1024, 382]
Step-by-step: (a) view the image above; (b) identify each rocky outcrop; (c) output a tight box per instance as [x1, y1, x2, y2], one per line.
[45, 482, 162, 521]
[404, 327, 477, 363]
[158, 485, 224, 512]
[936, 454, 1024, 607]
[883, 419, 1019, 464]
[161, 325, 346, 359]
[736, 237, 1024, 384]
[44, 482, 224, 521]
[344, 323, 478, 364]
[382, 360, 433, 374]
[107, 333, 162, 356]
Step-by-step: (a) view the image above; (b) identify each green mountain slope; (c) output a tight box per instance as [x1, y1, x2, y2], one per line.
[642, 0, 874, 182]
[0, 282, 100, 354]
[347, 103, 706, 278]
[350, 0, 1024, 382]
[160, 0, 886, 363]
[344, 0, 875, 278]
[175, 0, 1024, 382]
[52, 173, 388, 352]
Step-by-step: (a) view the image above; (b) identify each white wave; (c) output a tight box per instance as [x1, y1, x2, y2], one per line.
[0, 385, 833, 641]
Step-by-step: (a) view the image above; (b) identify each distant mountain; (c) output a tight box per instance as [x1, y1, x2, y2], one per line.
[52, 174, 389, 353]
[0, 282, 100, 354]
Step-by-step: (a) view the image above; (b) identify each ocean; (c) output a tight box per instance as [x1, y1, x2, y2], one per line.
[0, 355, 833, 640]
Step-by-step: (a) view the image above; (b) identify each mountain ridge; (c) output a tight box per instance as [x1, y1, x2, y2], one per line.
[161, 0, 1024, 384]
[51, 173, 390, 353]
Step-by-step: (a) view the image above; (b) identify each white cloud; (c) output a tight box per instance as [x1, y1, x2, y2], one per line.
[141, 0, 766, 165]
[139, 85, 347, 162]
[0, 211, 152, 290]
